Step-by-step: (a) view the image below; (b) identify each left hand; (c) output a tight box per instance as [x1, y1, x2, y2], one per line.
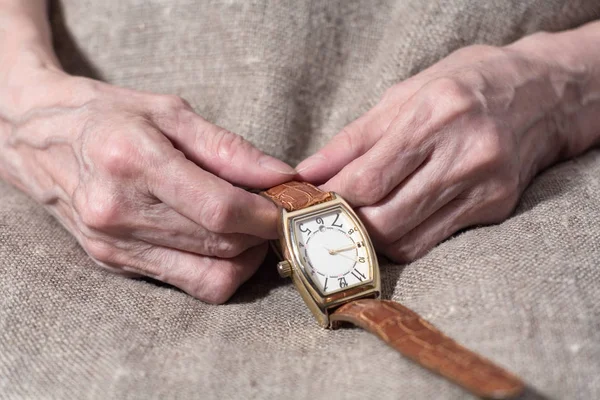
[296, 43, 568, 262]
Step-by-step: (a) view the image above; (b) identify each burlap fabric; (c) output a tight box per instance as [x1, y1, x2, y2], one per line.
[1, 1, 599, 399]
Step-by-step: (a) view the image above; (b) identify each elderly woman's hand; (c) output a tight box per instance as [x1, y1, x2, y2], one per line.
[0, 69, 295, 303]
[297, 40, 586, 262]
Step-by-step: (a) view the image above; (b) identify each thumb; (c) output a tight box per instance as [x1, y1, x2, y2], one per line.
[161, 109, 296, 188]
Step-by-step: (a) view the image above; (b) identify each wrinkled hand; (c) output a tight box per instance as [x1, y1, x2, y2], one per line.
[1, 71, 295, 303]
[297, 44, 566, 262]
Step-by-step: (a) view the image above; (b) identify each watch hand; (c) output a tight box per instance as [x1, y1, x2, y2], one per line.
[324, 247, 357, 262]
[328, 244, 357, 255]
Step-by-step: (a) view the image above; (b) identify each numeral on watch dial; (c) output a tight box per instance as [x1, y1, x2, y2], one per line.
[293, 207, 371, 295]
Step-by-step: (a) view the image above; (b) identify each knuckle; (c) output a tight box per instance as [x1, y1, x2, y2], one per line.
[93, 134, 142, 178]
[147, 94, 193, 134]
[64, 76, 106, 104]
[521, 31, 552, 44]
[333, 124, 371, 156]
[358, 207, 392, 244]
[383, 243, 419, 264]
[78, 194, 124, 231]
[500, 175, 520, 199]
[384, 235, 435, 264]
[490, 178, 520, 209]
[210, 237, 246, 258]
[380, 83, 406, 105]
[334, 127, 357, 152]
[413, 75, 486, 130]
[468, 128, 507, 171]
[158, 94, 192, 112]
[471, 178, 520, 224]
[200, 263, 239, 304]
[201, 194, 237, 233]
[420, 76, 486, 129]
[430, 77, 476, 113]
[209, 128, 253, 164]
[451, 44, 502, 60]
[346, 168, 385, 205]
[83, 238, 117, 263]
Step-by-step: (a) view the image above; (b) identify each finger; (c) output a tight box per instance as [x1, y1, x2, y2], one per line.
[154, 244, 268, 304]
[321, 71, 480, 207]
[69, 176, 268, 256]
[382, 178, 519, 263]
[322, 129, 433, 208]
[148, 154, 280, 239]
[296, 74, 437, 184]
[44, 199, 148, 279]
[153, 103, 295, 188]
[295, 112, 382, 183]
[382, 198, 472, 263]
[320, 94, 438, 207]
[49, 200, 145, 278]
[130, 206, 264, 258]
[86, 239, 268, 304]
[357, 155, 466, 244]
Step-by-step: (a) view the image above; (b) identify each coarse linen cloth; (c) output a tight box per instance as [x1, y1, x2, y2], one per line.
[1, 0, 600, 399]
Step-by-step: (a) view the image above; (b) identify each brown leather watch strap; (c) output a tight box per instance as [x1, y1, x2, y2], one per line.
[331, 299, 524, 399]
[262, 181, 333, 211]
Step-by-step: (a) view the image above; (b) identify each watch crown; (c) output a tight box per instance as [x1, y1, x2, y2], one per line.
[277, 260, 292, 278]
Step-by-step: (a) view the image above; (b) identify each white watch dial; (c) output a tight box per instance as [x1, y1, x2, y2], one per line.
[292, 207, 372, 295]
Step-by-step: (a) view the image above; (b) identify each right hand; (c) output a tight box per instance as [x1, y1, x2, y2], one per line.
[0, 69, 295, 303]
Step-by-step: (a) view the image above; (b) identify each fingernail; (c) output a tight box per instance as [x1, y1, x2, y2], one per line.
[258, 157, 297, 175]
[295, 154, 326, 173]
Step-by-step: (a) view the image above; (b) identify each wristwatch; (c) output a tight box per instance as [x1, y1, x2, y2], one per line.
[262, 181, 525, 399]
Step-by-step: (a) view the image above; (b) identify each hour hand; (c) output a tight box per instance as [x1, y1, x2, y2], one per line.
[328, 244, 357, 255]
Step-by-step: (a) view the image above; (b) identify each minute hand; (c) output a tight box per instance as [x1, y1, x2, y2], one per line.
[325, 248, 357, 263]
[328, 244, 357, 255]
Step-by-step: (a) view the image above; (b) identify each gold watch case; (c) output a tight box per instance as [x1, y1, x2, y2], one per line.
[274, 193, 381, 328]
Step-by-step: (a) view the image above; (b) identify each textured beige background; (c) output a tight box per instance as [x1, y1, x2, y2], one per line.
[1, 1, 600, 399]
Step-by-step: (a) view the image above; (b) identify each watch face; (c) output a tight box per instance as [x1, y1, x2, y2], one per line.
[291, 206, 373, 295]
